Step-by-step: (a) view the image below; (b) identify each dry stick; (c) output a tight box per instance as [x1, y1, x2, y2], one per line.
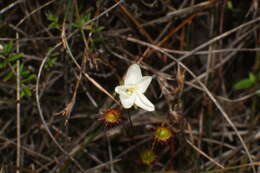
[158, 17, 260, 73]
[156, 47, 260, 55]
[35, 2, 123, 171]
[156, 44, 256, 170]
[16, 33, 21, 173]
[63, 0, 92, 124]
[61, 30, 120, 105]
[114, 0, 153, 42]
[189, 24, 259, 84]
[186, 139, 224, 169]
[84, 159, 121, 173]
[136, 0, 217, 63]
[106, 129, 115, 173]
[141, 0, 210, 26]
[0, 0, 24, 14]
[0, 136, 52, 162]
[127, 38, 258, 172]
[167, 1, 215, 17]
[202, 162, 260, 173]
[82, 0, 124, 28]
[62, 21, 87, 126]
[16, 0, 57, 27]
[36, 43, 85, 173]
[125, 16, 260, 172]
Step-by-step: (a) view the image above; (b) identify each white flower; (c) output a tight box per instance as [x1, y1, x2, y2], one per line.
[115, 64, 155, 111]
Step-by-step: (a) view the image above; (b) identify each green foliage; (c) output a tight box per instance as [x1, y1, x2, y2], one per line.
[46, 12, 59, 29]
[20, 63, 36, 97]
[72, 13, 91, 28]
[72, 13, 105, 33]
[45, 50, 59, 70]
[46, 57, 57, 68]
[0, 42, 36, 98]
[3, 41, 13, 53]
[226, 1, 233, 10]
[21, 85, 32, 97]
[0, 53, 23, 69]
[234, 73, 258, 89]
[90, 36, 106, 51]
[92, 26, 105, 33]
[72, 13, 106, 51]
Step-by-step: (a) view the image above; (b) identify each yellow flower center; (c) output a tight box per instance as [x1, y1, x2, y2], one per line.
[125, 86, 137, 95]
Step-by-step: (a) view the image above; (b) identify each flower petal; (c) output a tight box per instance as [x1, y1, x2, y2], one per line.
[115, 85, 126, 95]
[135, 92, 155, 111]
[137, 76, 152, 93]
[115, 85, 134, 96]
[119, 94, 135, 109]
[124, 64, 142, 85]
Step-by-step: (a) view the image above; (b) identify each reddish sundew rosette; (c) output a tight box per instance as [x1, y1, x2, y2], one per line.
[100, 108, 121, 126]
[154, 126, 172, 143]
[140, 149, 157, 165]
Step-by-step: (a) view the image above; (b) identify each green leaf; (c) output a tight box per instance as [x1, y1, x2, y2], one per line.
[21, 85, 32, 97]
[83, 13, 91, 22]
[3, 71, 14, 81]
[51, 51, 59, 57]
[73, 13, 92, 28]
[21, 70, 30, 76]
[249, 73, 256, 83]
[22, 74, 36, 83]
[72, 22, 81, 28]
[5, 53, 23, 63]
[46, 13, 58, 22]
[92, 26, 105, 33]
[92, 37, 105, 43]
[227, 1, 233, 9]
[0, 62, 7, 69]
[49, 22, 59, 29]
[3, 41, 13, 53]
[20, 63, 25, 72]
[234, 79, 254, 89]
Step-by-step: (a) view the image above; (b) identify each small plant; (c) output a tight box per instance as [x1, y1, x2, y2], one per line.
[100, 108, 121, 126]
[0, 42, 35, 97]
[44, 50, 59, 70]
[140, 149, 156, 165]
[154, 126, 172, 143]
[72, 13, 92, 29]
[46, 12, 59, 29]
[234, 72, 259, 90]
[72, 13, 106, 51]
[0, 41, 23, 70]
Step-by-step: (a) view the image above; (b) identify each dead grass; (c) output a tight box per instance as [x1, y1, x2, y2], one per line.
[0, 0, 260, 172]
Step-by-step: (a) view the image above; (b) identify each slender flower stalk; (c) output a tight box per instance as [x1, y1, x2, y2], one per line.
[115, 64, 155, 111]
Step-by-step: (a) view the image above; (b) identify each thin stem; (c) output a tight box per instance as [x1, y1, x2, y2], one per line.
[16, 32, 21, 173]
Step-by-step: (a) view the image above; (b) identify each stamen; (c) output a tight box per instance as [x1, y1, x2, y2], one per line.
[126, 87, 136, 95]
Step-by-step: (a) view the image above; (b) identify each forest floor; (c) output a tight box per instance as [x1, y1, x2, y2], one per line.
[0, 0, 260, 173]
